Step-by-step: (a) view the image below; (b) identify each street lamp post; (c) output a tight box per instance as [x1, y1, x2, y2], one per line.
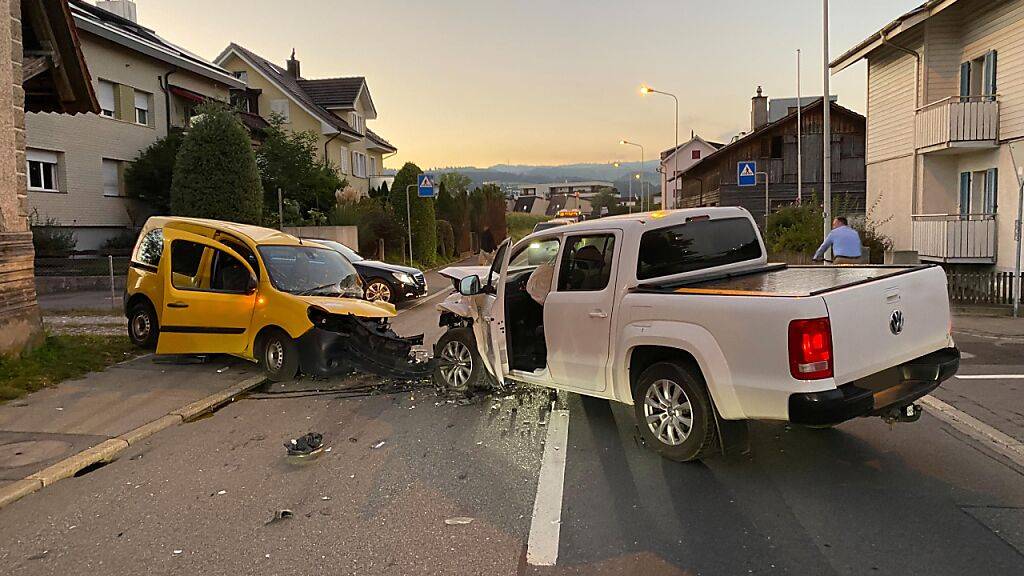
[641, 85, 679, 209]
[620, 140, 645, 211]
[822, 0, 833, 240]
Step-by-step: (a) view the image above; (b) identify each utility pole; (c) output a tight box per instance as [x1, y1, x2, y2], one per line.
[405, 184, 415, 265]
[822, 0, 833, 239]
[277, 188, 284, 230]
[796, 49, 803, 205]
[757, 171, 770, 231]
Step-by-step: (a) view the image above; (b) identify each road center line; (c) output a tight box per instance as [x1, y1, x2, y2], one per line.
[954, 374, 1024, 380]
[527, 409, 570, 566]
[919, 395, 1024, 469]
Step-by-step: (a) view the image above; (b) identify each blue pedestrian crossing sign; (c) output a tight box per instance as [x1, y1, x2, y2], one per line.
[737, 161, 757, 187]
[417, 174, 437, 198]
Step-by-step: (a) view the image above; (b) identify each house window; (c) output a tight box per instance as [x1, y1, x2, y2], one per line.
[26, 149, 60, 192]
[233, 71, 248, 83]
[960, 169, 998, 215]
[103, 159, 123, 197]
[961, 50, 997, 99]
[369, 156, 377, 177]
[350, 113, 365, 134]
[339, 146, 349, 174]
[134, 91, 150, 125]
[269, 99, 290, 122]
[691, 150, 701, 160]
[770, 136, 784, 159]
[98, 80, 116, 117]
[352, 151, 367, 178]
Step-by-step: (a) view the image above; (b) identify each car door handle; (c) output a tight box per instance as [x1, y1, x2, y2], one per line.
[588, 311, 608, 319]
[167, 302, 189, 309]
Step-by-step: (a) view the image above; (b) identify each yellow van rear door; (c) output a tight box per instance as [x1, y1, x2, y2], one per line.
[156, 228, 258, 356]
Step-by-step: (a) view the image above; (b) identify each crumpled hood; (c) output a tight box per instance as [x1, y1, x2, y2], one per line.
[439, 266, 492, 282]
[297, 295, 397, 318]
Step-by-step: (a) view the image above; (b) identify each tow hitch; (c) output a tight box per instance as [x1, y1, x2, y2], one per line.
[881, 403, 922, 425]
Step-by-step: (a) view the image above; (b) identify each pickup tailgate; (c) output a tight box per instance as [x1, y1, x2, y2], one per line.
[824, 265, 951, 385]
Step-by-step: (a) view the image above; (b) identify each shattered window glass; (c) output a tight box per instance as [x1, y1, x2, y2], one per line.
[258, 245, 362, 298]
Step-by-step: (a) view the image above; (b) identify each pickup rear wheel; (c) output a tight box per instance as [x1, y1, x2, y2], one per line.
[434, 327, 486, 393]
[633, 361, 716, 462]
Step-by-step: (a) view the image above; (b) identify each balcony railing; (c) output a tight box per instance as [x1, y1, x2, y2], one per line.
[915, 96, 999, 152]
[912, 213, 996, 263]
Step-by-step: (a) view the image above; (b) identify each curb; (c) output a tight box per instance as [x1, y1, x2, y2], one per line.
[0, 374, 265, 511]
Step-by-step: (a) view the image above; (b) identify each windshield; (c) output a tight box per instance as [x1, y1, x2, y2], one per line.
[258, 245, 363, 298]
[304, 238, 364, 262]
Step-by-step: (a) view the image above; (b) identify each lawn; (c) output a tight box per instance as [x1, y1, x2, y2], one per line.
[0, 334, 137, 401]
[507, 213, 551, 242]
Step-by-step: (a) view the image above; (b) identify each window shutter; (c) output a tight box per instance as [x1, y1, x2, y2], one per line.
[27, 148, 58, 163]
[369, 156, 377, 177]
[98, 80, 116, 115]
[103, 159, 120, 197]
[134, 91, 149, 111]
[339, 147, 349, 173]
[985, 168, 998, 213]
[984, 50, 997, 97]
[959, 62, 971, 98]
[959, 172, 971, 215]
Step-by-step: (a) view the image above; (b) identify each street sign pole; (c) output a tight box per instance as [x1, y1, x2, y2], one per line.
[822, 0, 832, 240]
[756, 171, 770, 231]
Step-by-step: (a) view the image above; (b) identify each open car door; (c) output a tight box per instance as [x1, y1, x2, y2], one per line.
[156, 227, 258, 356]
[483, 238, 512, 383]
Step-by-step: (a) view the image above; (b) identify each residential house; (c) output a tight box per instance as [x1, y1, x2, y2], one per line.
[659, 135, 723, 208]
[832, 0, 1023, 271]
[673, 88, 866, 228]
[2, 0, 97, 354]
[215, 44, 397, 201]
[516, 181, 614, 199]
[25, 0, 245, 250]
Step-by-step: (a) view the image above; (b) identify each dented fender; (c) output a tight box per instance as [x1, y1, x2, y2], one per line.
[303, 307, 431, 380]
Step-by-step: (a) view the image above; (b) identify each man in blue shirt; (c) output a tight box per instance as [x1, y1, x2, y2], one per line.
[813, 216, 862, 264]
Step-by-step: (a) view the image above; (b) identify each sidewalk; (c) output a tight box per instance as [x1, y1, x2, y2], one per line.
[0, 354, 262, 505]
[953, 314, 1024, 339]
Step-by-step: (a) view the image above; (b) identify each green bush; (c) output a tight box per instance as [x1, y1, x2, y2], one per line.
[100, 229, 138, 255]
[329, 198, 405, 258]
[507, 213, 550, 242]
[388, 162, 437, 265]
[257, 114, 343, 224]
[29, 211, 76, 257]
[170, 104, 262, 224]
[436, 219, 455, 258]
[125, 130, 184, 214]
[765, 202, 823, 255]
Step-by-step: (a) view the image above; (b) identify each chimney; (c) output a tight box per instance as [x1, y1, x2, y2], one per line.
[751, 86, 768, 131]
[286, 49, 301, 79]
[96, 0, 138, 23]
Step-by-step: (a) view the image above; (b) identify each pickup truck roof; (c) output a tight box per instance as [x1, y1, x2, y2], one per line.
[521, 207, 751, 241]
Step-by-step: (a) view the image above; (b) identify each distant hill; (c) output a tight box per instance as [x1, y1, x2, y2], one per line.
[420, 161, 661, 196]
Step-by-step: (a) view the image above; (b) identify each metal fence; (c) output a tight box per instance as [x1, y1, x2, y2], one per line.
[946, 271, 1020, 306]
[35, 256, 130, 277]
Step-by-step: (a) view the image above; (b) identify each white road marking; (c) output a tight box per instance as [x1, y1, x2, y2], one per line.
[955, 374, 1024, 380]
[959, 351, 976, 360]
[919, 395, 1024, 468]
[527, 409, 570, 566]
[396, 288, 453, 315]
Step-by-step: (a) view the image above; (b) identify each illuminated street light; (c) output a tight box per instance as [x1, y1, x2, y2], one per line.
[640, 84, 679, 209]
[620, 140, 646, 211]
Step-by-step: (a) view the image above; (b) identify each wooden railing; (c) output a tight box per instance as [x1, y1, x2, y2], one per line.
[912, 213, 996, 262]
[947, 271, 1020, 306]
[915, 96, 999, 151]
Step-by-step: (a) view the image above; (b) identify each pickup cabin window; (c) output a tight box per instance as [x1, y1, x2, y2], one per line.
[134, 228, 164, 268]
[27, 149, 60, 192]
[170, 240, 250, 293]
[509, 238, 560, 271]
[637, 217, 762, 280]
[558, 234, 615, 292]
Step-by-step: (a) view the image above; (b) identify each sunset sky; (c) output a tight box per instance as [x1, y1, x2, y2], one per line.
[133, 0, 921, 169]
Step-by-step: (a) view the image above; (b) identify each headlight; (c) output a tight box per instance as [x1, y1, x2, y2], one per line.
[393, 271, 414, 285]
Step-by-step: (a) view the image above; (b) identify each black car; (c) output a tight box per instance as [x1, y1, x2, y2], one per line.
[302, 238, 427, 304]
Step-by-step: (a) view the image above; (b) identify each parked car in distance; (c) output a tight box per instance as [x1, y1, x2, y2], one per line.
[124, 217, 429, 382]
[434, 207, 959, 462]
[301, 238, 427, 304]
[532, 218, 575, 234]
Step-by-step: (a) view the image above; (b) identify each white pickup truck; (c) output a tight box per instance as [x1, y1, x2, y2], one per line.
[434, 207, 960, 461]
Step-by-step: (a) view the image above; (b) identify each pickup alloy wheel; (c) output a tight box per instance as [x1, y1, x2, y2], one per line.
[433, 327, 486, 393]
[633, 361, 716, 462]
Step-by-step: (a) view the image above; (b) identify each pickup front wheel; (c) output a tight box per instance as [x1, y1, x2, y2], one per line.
[633, 362, 716, 462]
[433, 327, 486, 393]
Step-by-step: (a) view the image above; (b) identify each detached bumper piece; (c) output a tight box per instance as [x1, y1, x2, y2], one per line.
[299, 310, 433, 380]
[789, 347, 960, 426]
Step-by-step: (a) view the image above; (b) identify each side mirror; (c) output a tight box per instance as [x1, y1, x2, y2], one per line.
[246, 275, 258, 295]
[458, 275, 481, 296]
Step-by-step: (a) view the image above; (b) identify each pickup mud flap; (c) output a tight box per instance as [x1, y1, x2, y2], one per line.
[298, 312, 433, 380]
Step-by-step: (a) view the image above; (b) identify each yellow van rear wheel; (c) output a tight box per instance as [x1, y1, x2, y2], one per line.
[260, 329, 298, 382]
[127, 301, 159, 349]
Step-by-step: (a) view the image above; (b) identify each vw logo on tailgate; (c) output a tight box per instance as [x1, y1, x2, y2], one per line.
[889, 309, 904, 335]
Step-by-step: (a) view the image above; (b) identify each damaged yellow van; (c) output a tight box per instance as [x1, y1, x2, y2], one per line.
[124, 217, 429, 381]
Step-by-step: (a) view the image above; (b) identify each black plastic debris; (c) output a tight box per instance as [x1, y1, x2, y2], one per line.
[265, 509, 294, 526]
[284, 432, 323, 456]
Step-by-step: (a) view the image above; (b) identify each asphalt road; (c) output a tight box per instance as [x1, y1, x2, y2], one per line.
[1, 286, 1023, 574]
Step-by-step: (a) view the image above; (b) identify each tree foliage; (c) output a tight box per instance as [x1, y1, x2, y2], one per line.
[387, 162, 437, 264]
[125, 129, 184, 214]
[170, 104, 262, 224]
[329, 198, 405, 257]
[257, 114, 343, 226]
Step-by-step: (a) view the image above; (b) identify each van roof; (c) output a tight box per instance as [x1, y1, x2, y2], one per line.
[146, 216, 303, 245]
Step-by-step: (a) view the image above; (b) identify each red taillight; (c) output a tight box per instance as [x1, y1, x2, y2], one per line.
[788, 317, 833, 380]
